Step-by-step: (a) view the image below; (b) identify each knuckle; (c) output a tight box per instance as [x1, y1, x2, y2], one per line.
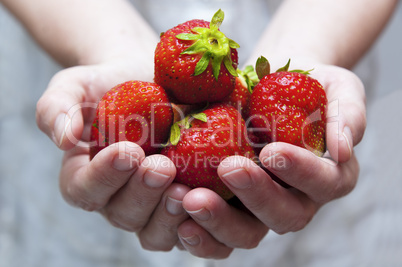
[244, 197, 267, 214]
[289, 215, 311, 233]
[62, 175, 107, 212]
[104, 210, 142, 233]
[139, 236, 175, 252]
[272, 208, 314, 235]
[241, 234, 262, 249]
[93, 171, 123, 191]
[326, 168, 358, 202]
[233, 226, 267, 249]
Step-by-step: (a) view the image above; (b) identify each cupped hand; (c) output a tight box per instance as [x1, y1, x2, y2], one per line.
[176, 63, 366, 258]
[36, 60, 192, 251]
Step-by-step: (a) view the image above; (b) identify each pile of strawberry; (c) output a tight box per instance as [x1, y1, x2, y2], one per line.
[90, 10, 328, 200]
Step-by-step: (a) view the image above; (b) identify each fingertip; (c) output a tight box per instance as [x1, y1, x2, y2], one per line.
[90, 141, 145, 172]
[182, 188, 221, 214]
[36, 91, 86, 151]
[55, 111, 84, 150]
[341, 126, 353, 161]
[111, 142, 146, 171]
[217, 155, 258, 177]
[326, 124, 353, 164]
[141, 154, 177, 179]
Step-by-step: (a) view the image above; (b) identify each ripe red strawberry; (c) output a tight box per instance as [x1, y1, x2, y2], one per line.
[249, 58, 327, 156]
[222, 65, 259, 119]
[161, 104, 256, 200]
[154, 9, 239, 104]
[89, 80, 173, 159]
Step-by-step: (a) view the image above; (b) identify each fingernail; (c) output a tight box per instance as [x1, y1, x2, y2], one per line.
[186, 207, 211, 221]
[113, 152, 139, 171]
[262, 152, 291, 171]
[342, 126, 353, 158]
[166, 197, 184, 215]
[144, 170, 171, 188]
[180, 235, 200, 246]
[54, 113, 71, 147]
[221, 168, 251, 189]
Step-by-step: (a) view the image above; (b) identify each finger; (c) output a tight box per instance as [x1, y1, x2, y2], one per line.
[178, 219, 233, 259]
[60, 141, 145, 211]
[314, 66, 366, 163]
[36, 67, 89, 150]
[182, 188, 268, 249]
[36, 64, 124, 150]
[218, 155, 318, 234]
[137, 183, 191, 251]
[260, 142, 359, 204]
[100, 154, 176, 232]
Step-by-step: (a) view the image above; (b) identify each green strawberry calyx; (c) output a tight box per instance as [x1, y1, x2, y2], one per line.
[238, 65, 260, 94]
[255, 56, 314, 80]
[176, 9, 239, 80]
[275, 59, 314, 74]
[169, 112, 208, 145]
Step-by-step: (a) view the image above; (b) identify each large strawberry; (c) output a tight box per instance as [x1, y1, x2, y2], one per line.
[249, 58, 327, 156]
[90, 80, 173, 159]
[154, 9, 239, 104]
[161, 104, 256, 200]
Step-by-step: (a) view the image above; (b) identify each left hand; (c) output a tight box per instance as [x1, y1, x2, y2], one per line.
[175, 63, 366, 259]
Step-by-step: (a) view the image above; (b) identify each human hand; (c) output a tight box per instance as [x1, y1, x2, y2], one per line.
[175, 63, 366, 258]
[36, 60, 194, 250]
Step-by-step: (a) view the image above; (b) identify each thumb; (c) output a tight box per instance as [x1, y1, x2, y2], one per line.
[319, 66, 366, 163]
[36, 66, 95, 150]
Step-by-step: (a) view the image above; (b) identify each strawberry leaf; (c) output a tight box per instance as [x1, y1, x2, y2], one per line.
[276, 59, 291, 72]
[239, 65, 259, 93]
[169, 123, 181, 145]
[289, 69, 314, 75]
[194, 52, 212, 76]
[276, 59, 314, 75]
[223, 56, 238, 78]
[176, 33, 201, 41]
[210, 9, 224, 30]
[255, 56, 271, 80]
[212, 55, 223, 79]
[191, 112, 208, 122]
[229, 39, 240, 49]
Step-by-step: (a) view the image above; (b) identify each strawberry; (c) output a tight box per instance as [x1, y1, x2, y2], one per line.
[154, 9, 239, 104]
[89, 80, 173, 159]
[249, 58, 327, 156]
[161, 104, 256, 200]
[222, 65, 259, 119]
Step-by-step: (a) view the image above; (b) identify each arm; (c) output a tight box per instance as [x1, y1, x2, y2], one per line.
[177, 0, 398, 258]
[251, 0, 398, 69]
[1, 0, 158, 67]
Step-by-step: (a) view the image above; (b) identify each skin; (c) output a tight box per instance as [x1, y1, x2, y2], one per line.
[1, 0, 398, 259]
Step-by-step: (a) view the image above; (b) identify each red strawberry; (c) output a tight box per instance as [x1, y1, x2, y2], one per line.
[161, 104, 256, 200]
[249, 58, 327, 156]
[154, 9, 239, 104]
[90, 80, 173, 159]
[222, 65, 259, 119]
